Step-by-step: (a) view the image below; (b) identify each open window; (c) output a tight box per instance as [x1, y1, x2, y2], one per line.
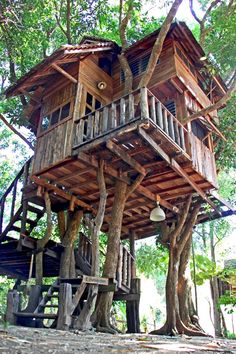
[40, 100, 72, 133]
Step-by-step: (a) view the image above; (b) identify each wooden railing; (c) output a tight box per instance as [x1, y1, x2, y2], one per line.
[76, 234, 134, 292]
[116, 244, 134, 291]
[190, 133, 218, 187]
[0, 158, 31, 235]
[146, 88, 188, 152]
[73, 88, 189, 153]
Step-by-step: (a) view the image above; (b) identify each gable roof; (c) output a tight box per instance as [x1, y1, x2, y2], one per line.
[5, 40, 119, 97]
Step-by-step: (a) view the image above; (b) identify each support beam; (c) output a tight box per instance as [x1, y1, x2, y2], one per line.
[138, 127, 220, 214]
[77, 152, 179, 214]
[106, 140, 146, 176]
[51, 63, 77, 84]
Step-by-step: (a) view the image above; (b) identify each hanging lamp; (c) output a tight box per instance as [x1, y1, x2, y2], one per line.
[150, 202, 166, 222]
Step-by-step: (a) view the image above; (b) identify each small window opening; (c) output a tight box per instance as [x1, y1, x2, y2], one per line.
[164, 101, 176, 117]
[60, 102, 70, 121]
[51, 109, 60, 126]
[98, 57, 112, 76]
[41, 116, 50, 131]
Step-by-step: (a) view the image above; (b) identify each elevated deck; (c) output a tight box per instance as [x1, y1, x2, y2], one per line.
[28, 88, 219, 238]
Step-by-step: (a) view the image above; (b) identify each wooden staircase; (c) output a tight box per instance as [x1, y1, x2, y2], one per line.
[0, 158, 45, 243]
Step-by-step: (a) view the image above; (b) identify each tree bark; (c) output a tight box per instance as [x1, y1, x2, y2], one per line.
[35, 192, 52, 285]
[151, 200, 207, 336]
[74, 161, 107, 330]
[59, 210, 83, 278]
[93, 179, 128, 333]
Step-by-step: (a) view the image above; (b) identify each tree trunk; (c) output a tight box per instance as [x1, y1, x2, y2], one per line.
[151, 201, 207, 336]
[59, 210, 83, 278]
[74, 161, 107, 330]
[93, 179, 128, 333]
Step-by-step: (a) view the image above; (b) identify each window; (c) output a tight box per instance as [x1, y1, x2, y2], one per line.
[40, 101, 71, 133]
[120, 53, 160, 82]
[191, 120, 208, 146]
[164, 101, 176, 117]
[84, 91, 102, 116]
[176, 46, 195, 77]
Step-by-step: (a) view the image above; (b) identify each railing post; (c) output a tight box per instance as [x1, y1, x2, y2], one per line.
[128, 93, 134, 121]
[140, 87, 149, 119]
[120, 98, 126, 125]
[150, 96, 156, 124]
[156, 101, 163, 129]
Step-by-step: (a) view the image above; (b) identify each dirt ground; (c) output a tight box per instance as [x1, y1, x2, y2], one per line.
[0, 326, 236, 353]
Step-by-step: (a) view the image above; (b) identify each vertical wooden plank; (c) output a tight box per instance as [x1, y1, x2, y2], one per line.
[72, 82, 83, 121]
[94, 110, 100, 137]
[174, 121, 181, 146]
[149, 96, 156, 124]
[117, 244, 123, 288]
[156, 102, 163, 129]
[128, 93, 135, 121]
[168, 114, 175, 141]
[163, 109, 169, 135]
[86, 114, 94, 140]
[127, 253, 131, 289]
[57, 283, 72, 330]
[103, 106, 109, 132]
[179, 126, 185, 151]
[120, 98, 126, 125]
[140, 87, 149, 119]
[111, 103, 117, 128]
[130, 233, 136, 279]
[122, 248, 128, 286]
[5, 290, 20, 325]
[76, 119, 85, 144]
[0, 197, 5, 234]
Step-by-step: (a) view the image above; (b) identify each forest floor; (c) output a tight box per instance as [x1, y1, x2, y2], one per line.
[0, 326, 236, 353]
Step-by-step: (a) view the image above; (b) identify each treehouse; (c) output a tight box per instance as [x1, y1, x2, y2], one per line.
[0, 21, 234, 331]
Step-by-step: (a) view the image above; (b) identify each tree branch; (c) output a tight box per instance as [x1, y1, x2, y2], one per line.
[183, 71, 236, 124]
[94, 160, 107, 231]
[189, 0, 201, 24]
[126, 173, 145, 199]
[0, 113, 34, 150]
[37, 192, 52, 249]
[139, 0, 183, 88]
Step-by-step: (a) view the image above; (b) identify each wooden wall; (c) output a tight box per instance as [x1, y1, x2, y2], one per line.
[112, 42, 176, 99]
[33, 79, 77, 174]
[79, 56, 113, 105]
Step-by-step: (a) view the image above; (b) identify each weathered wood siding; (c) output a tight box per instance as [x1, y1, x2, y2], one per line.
[79, 57, 113, 105]
[112, 44, 176, 99]
[33, 82, 76, 174]
[190, 133, 218, 188]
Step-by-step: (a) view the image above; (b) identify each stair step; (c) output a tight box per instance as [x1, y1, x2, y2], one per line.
[27, 205, 44, 215]
[19, 217, 38, 227]
[42, 305, 58, 308]
[14, 312, 57, 319]
[47, 294, 59, 298]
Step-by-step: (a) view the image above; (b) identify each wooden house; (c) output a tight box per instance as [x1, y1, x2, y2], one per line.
[0, 21, 234, 330]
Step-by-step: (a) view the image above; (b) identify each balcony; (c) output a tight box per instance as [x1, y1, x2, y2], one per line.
[73, 87, 217, 188]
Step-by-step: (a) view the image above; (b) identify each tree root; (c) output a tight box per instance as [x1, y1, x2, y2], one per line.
[150, 322, 210, 337]
[96, 325, 117, 334]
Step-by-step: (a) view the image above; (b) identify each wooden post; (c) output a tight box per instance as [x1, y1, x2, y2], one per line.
[156, 101, 163, 129]
[5, 290, 20, 325]
[120, 98, 126, 125]
[57, 283, 73, 330]
[126, 278, 141, 333]
[140, 88, 149, 119]
[150, 96, 156, 124]
[130, 232, 136, 279]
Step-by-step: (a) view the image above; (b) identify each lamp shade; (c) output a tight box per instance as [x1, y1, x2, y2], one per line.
[150, 204, 166, 222]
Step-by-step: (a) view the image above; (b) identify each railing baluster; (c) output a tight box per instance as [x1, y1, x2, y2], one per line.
[174, 121, 181, 146]
[111, 103, 117, 128]
[168, 114, 175, 142]
[140, 87, 149, 119]
[102, 106, 109, 132]
[128, 94, 134, 121]
[10, 179, 18, 219]
[94, 111, 100, 137]
[120, 98, 126, 125]
[163, 109, 169, 135]
[150, 96, 156, 124]
[77, 119, 85, 144]
[156, 102, 163, 129]
[86, 115, 94, 140]
[179, 126, 186, 150]
[127, 253, 131, 289]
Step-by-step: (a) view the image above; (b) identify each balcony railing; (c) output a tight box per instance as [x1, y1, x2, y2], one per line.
[73, 87, 188, 154]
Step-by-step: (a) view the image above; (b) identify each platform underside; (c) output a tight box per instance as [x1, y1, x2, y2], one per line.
[25, 119, 217, 240]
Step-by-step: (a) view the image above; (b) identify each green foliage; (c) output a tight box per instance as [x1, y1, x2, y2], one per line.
[218, 290, 236, 314]
[0, 277, 15, 319]
[191, 254, 218, 285]
[136, 243, 168, 278]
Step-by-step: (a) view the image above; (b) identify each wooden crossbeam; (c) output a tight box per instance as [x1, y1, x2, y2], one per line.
[51, 63, 77, 84]
[138, 127, 221, 214]
[106, 140, 146, 176]
[77, 152, 179, 214]
[55, 167, 94, 184]
[31, 175, 92, 211]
